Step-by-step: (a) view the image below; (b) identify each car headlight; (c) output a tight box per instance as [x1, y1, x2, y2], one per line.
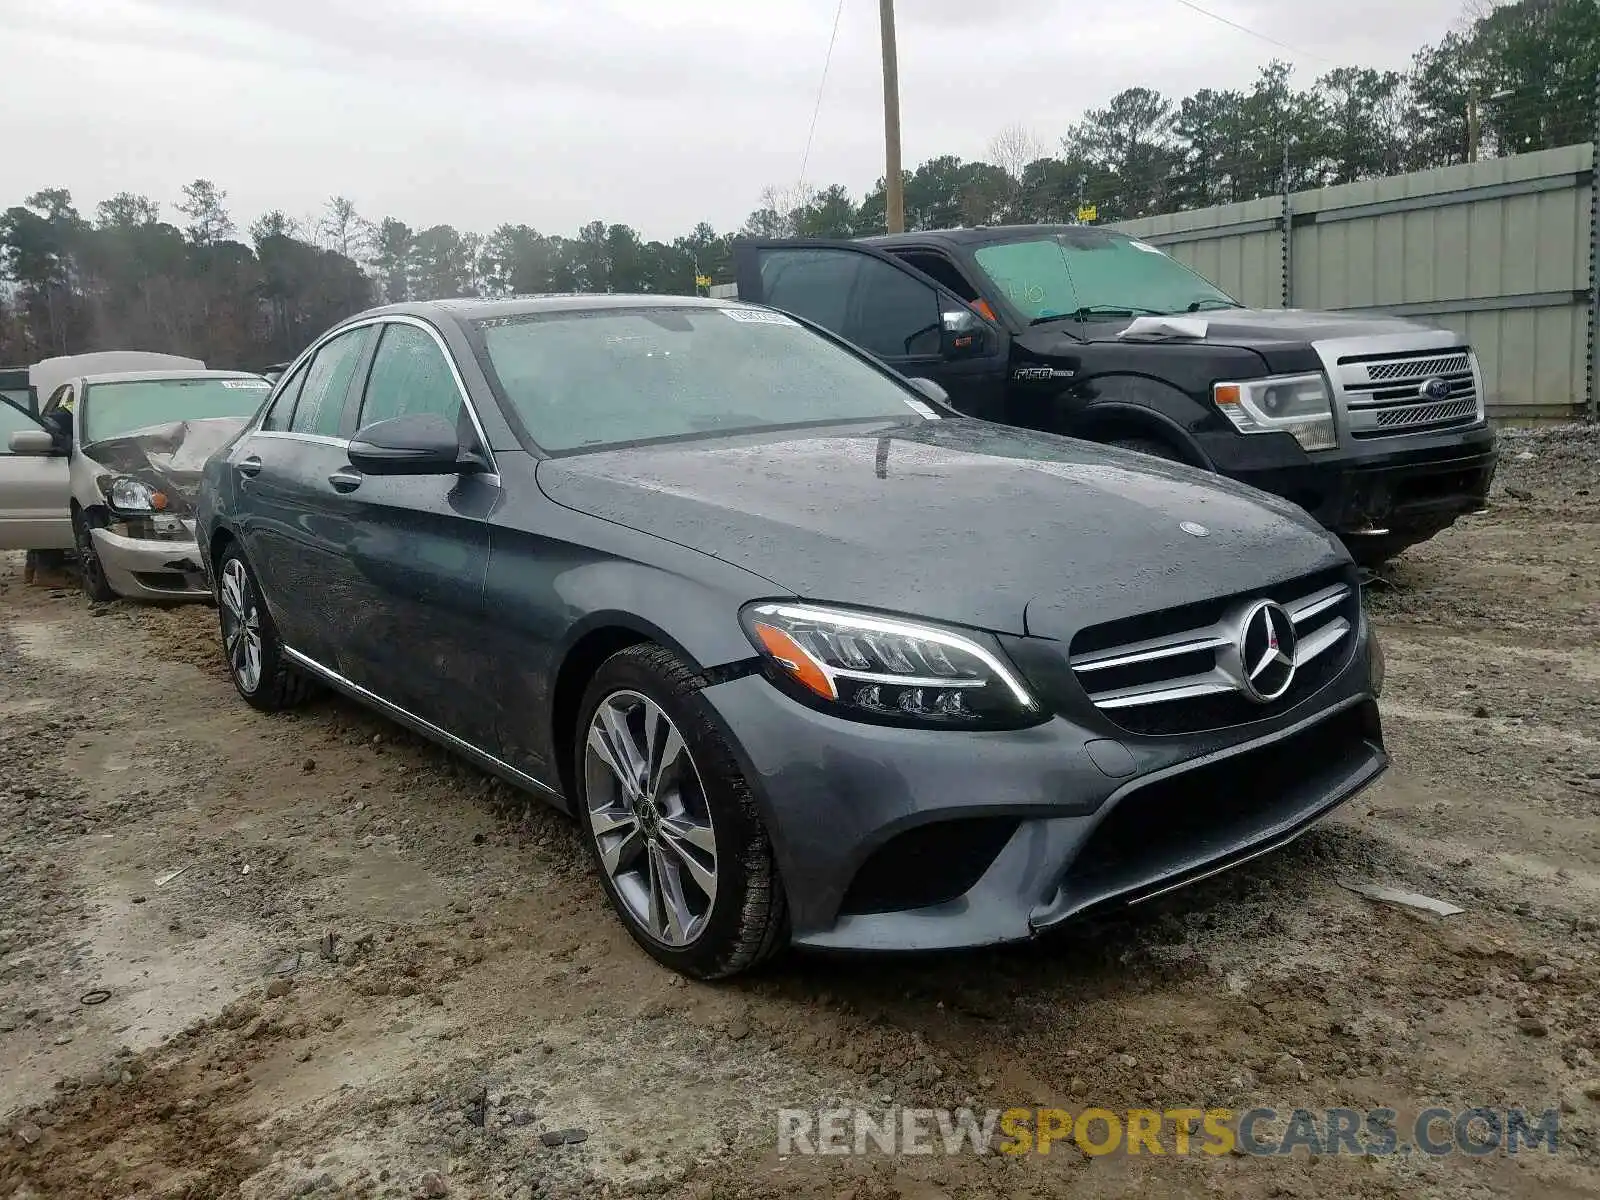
[1213, 373, 1337, 452]
[740, 602, 1043, 729]
[107, 476, 170, 513]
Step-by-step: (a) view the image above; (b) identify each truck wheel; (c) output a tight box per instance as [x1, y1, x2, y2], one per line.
[1107, 435, 1181, 463]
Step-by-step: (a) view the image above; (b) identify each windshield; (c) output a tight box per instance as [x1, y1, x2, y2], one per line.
[81, 376, 272, 444]
[476, 306, 933, 452]
[971, 229, 1237, 324]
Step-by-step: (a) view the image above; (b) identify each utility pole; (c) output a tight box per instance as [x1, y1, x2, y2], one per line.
[1467, 85, 1480, 163]
[879, 0, 905, 233]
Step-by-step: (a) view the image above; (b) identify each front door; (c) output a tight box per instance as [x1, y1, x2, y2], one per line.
[0, 397, 71, 551]
[734, 240, 1011, 418]
[336, 319, 501, 751]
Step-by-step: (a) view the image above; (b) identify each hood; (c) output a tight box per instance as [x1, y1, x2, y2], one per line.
[83, 417, 248, 512]
[1098, 306, 1457, 353]
[536, 419, 1347, 638]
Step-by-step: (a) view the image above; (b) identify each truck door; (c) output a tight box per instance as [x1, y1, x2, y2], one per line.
[734, 240, 1010, 420]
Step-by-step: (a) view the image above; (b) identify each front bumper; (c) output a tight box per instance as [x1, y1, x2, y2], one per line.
[698, 654, 1387, 952]
[90, 527, 212, 600]
[1203, 422, 1498, 537]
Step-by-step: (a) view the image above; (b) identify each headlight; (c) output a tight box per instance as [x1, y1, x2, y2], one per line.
[107, 476, 170, 513]
[1213, 373, 1337, 452]
[740, 602, 1043, 729]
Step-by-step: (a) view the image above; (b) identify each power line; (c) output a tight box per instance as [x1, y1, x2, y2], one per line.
[1170, 0, 1331, 65]
[799, 0, 848, 191]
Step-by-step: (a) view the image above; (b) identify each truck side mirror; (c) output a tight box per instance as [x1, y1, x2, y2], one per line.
[940, 308, 989, 360]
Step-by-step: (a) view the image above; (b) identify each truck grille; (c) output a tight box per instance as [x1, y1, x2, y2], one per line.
[1067, 569, 1359, 736]
[1334, 349, 1483, 440]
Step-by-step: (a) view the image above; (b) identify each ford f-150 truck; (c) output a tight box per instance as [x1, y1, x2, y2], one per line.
[733, 226, 1498, 565]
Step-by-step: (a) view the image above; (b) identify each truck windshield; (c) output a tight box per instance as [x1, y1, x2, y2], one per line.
[80, 376, 272, 444]
[971, 230, 1237, 324]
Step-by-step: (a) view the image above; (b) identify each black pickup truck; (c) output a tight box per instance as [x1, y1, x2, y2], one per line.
[734, 226, 1498, 565]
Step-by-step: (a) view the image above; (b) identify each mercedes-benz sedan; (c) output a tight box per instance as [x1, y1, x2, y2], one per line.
[195, 295, 1387, 978]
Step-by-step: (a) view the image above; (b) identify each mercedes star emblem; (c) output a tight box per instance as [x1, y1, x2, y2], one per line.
[1237, 600, 1298, 702]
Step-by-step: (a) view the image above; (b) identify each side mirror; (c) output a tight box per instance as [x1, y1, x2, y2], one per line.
[8, 429, 58, 456]
[347, 414, 481, 476]
[940, 308, 990, 360]
[908, 376, 950, 406]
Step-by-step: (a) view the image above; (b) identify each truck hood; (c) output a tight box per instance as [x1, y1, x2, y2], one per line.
[536, 419, 1348, 637]
[83, 417, 249, 514]
[1100, 307, 1455, 352]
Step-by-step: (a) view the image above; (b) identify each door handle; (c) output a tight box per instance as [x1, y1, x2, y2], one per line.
[236, 456, 262, 478]
[328, 468, 363, 493]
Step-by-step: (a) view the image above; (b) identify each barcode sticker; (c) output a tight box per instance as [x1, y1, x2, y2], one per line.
[721, 308, 797, 326]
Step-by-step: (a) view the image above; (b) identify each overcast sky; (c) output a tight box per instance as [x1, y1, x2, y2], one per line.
[4, 0, 1472, 242]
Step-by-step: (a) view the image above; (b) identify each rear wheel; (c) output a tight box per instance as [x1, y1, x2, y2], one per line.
[216, 545, 315, 711]
[575, 643, 787, 979]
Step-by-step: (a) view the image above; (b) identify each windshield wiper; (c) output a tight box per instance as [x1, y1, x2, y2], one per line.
[1030, 304, 1167, 326]
[1184, 298, 1238, 312]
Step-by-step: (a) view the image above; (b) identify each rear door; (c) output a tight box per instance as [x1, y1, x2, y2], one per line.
[734, 239, 1011, 419]
[226, 323, 376, 670]
[0, 397, 71, 551]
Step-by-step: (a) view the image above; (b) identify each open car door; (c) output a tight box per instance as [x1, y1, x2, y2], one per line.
[0, 395, 72, 551]
[733, 238, 1010, 420]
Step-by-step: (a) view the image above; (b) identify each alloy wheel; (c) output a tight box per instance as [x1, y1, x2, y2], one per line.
[583, 690, 718, 947]
[219, 557, 264, 694]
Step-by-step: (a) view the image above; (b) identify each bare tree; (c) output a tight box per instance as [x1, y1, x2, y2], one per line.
[318, 195, 368, 259]
[987, 123, 1047, 183]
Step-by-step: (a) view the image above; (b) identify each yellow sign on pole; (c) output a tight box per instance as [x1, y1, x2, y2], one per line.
[695, 274, 712, 288]
[1077, 204, 1097, 223]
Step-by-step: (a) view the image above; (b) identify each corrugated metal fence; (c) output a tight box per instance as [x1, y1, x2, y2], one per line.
[1115, 144, 1597, 421]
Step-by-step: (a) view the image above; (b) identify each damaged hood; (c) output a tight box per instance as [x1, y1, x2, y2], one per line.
[83, 417, 248, 512]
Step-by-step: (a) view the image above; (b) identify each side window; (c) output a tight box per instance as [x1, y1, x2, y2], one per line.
[290, 326, 373, 437]
[358, 324, 465, 428]
[0, 399, 45, 453]
[894, 251, 980, 302]
[260, 361, 309, 432]
[758, 249, 860, 334]
[849, 257, 941, 359]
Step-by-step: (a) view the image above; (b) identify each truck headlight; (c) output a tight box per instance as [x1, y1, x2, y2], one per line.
[107, 476, 170, 513]
[740, 602, 1043, 729]
[1213, 373, 1337, 452]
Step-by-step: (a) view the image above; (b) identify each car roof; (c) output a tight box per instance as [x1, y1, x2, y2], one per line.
[79, 369, 266, 386]
[858, 224, 1130, 249]
[351, 293, 750, 326]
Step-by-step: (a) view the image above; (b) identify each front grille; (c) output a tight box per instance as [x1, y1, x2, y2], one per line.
[1068, 568, 1359, 736]
[1333, 348, 1483, 440]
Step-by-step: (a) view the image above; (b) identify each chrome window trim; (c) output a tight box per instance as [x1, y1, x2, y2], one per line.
[253, 430, 349, 449]
[281, 645, 560, 800]
[246, 314, 500, 475]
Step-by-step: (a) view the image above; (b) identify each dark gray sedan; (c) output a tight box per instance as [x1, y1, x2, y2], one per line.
[195, 295, 1388, 978]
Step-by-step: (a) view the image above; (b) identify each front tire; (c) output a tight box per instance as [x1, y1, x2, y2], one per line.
[575, 643, 787, 979]
[216, 545, 315, 712]
[73, 515, 117, 603]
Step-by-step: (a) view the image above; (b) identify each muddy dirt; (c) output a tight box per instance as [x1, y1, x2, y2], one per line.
[1, 423, 1598, 1200]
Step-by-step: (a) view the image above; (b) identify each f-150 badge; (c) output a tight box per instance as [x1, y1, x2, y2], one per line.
[1012, 366, 1075, 382]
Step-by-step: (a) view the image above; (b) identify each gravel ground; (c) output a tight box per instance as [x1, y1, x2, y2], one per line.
[1, 423, 1598, 1200]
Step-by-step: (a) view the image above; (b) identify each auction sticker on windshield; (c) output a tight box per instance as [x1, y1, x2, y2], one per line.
[722, 309, 798, 326]
[221, 380, 272, 388]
